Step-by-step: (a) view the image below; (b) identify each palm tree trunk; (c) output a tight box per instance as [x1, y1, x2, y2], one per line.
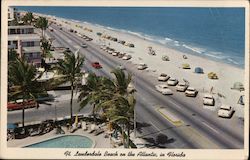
[70, 81, 74, 125]
[122, 124, 125, 148]
[22, 95, 25, 127]
[127, 122, 130, 148]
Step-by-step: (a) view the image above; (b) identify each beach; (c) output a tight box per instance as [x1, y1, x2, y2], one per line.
[39, 13, 244, 117]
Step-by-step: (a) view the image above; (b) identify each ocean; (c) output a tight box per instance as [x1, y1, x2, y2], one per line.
[16, 7, 245, 68]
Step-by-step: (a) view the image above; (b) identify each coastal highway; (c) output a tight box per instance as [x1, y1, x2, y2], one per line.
[49, 24, 244, 149]
[8, 24, 244, 149]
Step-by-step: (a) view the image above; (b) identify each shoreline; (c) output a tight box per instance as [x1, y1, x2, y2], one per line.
[34, 12, 244, 117]
[33, 12, 244, 69]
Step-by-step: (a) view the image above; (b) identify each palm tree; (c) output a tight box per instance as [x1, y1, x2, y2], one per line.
[8, 49, 18, 63]
[8, 57, 43, 127]
[22, 12, 34, 25]
[35, 17, 48, 39]
[40, 38, 51, 58]
[78, 68, 136, 147]
[78, 73, 114, 119]
[54, 50, 84, 124]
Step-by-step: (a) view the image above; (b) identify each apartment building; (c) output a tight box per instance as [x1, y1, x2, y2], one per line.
[8, 7, 20, 25]
[8, 25, 42, 67]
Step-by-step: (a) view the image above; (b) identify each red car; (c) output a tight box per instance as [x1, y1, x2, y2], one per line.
[8, 99, 38, 111]
[91, 62, 102, 69]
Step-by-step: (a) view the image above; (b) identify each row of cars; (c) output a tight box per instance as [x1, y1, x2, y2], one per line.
[100, 45, 132, 60]
[156, 73, 199, 97]
[155, 73, 234, 118]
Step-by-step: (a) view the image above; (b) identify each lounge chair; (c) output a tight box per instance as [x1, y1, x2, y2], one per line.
[70, 123, 78, 133]
[81, 121, 88, 131]
[89, 124, 97, 133]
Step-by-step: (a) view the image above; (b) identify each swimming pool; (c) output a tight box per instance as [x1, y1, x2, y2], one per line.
[25, 135, 94, 148]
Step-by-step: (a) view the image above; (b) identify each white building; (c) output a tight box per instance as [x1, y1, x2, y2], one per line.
[8, 7, 20, 24]
[8, 25, 42, 67]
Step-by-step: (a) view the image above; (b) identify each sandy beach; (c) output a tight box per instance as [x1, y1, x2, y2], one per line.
[39, 13, 245, 117]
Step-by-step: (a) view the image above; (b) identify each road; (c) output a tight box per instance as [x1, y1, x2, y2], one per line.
[8, 24, 244, 149]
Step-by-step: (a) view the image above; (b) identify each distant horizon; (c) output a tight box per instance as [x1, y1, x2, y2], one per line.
[16, 6, 245, 68]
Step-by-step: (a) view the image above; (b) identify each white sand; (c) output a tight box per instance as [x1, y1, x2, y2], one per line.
[41, 14, 245, 117]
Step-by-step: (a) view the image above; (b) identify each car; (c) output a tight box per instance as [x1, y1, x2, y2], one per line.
[203, 94, 215, 106]
[118, 53, 125, 58]
[122, 55, 132, 60]
[91, 62, 102, 69]
[176, 82, 188, 92]
[185, 87, 198, 97]
[69, 29, 74, 32]
[155, 84, 173, 95]
[112, 52, 119, 56]
[137, 63, 147, 70]
[218, 105, 234, 118]
[50, 29, 54, 32]
[59, 27, 62, 30]
[158, 73, 170, 81]
[8, 99, 38, 111]
[81, 43, 88, 48]
[167, 78, 178, 86]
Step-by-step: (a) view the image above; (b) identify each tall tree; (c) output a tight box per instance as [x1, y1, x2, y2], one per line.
[78, 68, 136, 147]
[35, 17, 48, 39]
[8, 57, 43, 127]
[54, 50, 84, 124]
[40, 38, 51, 58]
[22, 12, 34, 25]
[8, 49, 18, 63]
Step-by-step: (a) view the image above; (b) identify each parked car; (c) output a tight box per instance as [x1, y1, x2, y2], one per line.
[167, 78, 178, 86]
[112, 52, 119, 56]
[158, 73, 170, 81]
[122, 55, 132, 60]
[8, 99, 38, 111]
[69, 29, 74, 32]
[203, 94, 215, 106]
[137, 63, 147, 70]
[185, 87, 198, 97]
[81, 43, 88, 48]
[155, 84, 173, 95]
[176, 82, 188, 92]
[218, 105, 234, 118]
[91, 62, 102, 69]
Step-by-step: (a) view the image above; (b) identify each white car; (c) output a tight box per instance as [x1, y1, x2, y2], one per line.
[112, 52, 119, 56]
[185, 87, 198, 97]
[167, 78, 178, 86]
[203, 94, 215, 106]
[122, 55, 132, 60]
[155, 84, 173, 95]
[218, 105, 234, 118]
[137, 63, 147, 70]
[158, 73, 170, 81]
[176, 82, 188, 92]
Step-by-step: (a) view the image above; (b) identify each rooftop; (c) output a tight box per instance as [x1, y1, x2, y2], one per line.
[8, 25, 35, 29]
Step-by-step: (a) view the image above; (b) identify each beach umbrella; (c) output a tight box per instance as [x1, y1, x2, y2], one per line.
[162, 55, 169, 61]
[182, 63, 191, 69]
[208, 72, 218, 79]
[194, 67, 203, 74]
[231, 82, 244, 91]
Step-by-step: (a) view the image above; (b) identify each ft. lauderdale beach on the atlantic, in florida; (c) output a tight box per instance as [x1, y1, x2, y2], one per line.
[6, 6, 246, 151]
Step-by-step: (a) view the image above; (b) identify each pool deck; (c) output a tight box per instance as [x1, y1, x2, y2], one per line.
[7, 127, 113, 148]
